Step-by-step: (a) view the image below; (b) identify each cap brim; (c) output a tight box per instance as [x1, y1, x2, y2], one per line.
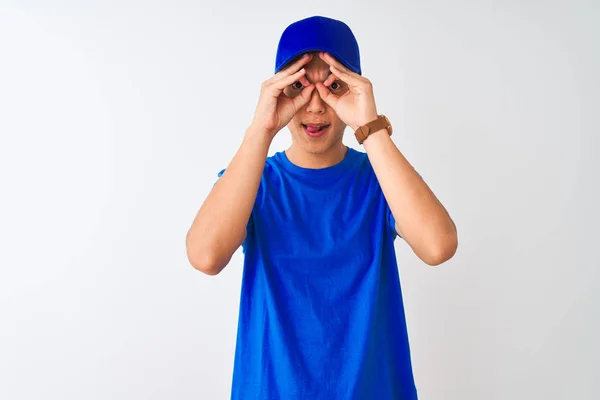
[276, 47, 361, 75]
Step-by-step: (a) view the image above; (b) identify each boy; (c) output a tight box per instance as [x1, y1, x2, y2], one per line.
[186, 15, 457, 400]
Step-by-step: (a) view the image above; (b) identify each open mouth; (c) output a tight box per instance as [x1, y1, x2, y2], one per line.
[302, 123, 330, 137]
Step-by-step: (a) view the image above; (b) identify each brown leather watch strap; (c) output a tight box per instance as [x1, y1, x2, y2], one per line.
[354, 115, 392, 144]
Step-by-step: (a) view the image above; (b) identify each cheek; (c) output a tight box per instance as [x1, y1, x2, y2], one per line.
[287, 116, 302, 135]
[289, 113, 302, 127]
[331, 114, 345, 127]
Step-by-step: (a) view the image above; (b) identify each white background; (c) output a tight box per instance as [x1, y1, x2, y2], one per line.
[1, 1, 598, 399]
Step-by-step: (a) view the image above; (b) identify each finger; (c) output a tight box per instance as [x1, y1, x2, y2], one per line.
[291, 84, 316, 110]
[329, 64, 364, 87]
[271, 68, 307, 92]
[314, 82, 338, 108]
[273, 53, 313, 82]
[319, 52, 349, 71]
[299, 75, 311, 87]
[319, 52, 366, 84]
[323, 72, 338, 87]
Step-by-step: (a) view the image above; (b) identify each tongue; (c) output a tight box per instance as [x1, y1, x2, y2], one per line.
[306, 125, 322, 133]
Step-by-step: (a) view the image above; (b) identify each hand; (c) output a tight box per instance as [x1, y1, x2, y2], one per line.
[315, 52, 379, 131]
[250, 53, 316, 138]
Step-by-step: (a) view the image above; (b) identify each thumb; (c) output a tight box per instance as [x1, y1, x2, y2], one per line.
[315, 82, 337, 109]
[291, 84, 316, 110]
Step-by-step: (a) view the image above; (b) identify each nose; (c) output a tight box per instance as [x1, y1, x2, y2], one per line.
[306, 88, 325, 114]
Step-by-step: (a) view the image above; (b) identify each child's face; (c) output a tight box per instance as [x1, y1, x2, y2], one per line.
[283, 52, 348, 154]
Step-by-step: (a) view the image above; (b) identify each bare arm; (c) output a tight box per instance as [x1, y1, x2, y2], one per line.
[185, 128, 272, 275]
[314, 52, 457, 266]
[185, 53, 317, 275]
[363, 130, 457, 266]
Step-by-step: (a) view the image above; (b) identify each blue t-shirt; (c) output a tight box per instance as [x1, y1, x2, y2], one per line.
[219, 146, 418, 400]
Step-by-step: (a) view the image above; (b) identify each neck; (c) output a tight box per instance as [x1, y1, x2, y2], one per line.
[285, 141, 348, 169]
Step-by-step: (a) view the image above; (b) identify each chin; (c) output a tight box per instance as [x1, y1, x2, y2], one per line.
[303, 143, 330, 155]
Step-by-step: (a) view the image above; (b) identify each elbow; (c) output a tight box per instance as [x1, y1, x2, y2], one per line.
[187, 251, 224, 276]
[185, 234, 225, 276]
[423, 232, 458, 266]
[423, 252, 453, 266]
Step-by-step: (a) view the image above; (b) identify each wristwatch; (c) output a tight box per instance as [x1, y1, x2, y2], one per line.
[354, 115, 393, 144]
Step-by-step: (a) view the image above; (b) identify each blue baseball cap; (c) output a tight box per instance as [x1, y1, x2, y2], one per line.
[274, 16, 362, 75]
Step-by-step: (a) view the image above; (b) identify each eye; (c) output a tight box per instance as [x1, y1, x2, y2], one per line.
[329, 81, 342, 91]
[291, 81, 304, 90]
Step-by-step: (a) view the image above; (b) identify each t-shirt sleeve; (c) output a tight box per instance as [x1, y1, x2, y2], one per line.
[215, 168, 254, 254]
[386, 203, 401, 239]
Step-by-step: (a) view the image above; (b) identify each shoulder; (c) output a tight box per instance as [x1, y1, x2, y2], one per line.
[217, 151, 283, 179]
[349, 147, 370, 166]
[346, 147, 376, 178]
